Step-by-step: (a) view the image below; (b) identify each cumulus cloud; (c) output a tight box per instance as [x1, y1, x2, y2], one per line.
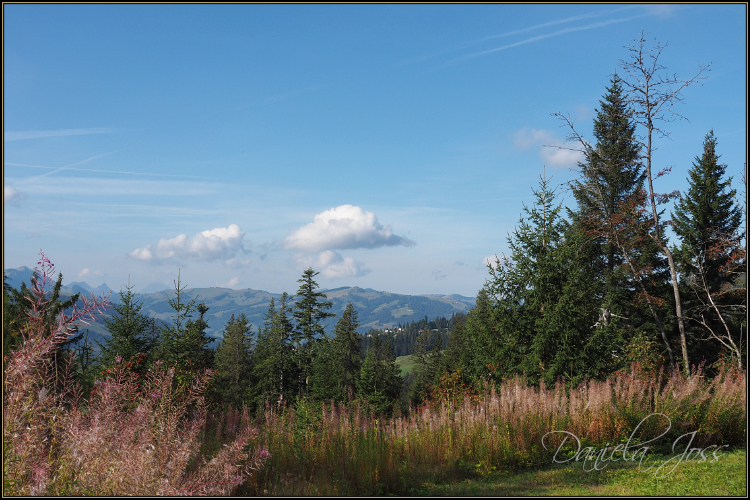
[314, 250, 370, 279]
[513, 128, 584, 168]
[225, 277, 240, 288]
[283, 205, 415, 253]
[4, 186, 20, 204]
[130, 224, 246, 262]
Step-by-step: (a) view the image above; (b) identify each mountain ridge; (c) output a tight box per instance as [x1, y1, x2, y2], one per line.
[5, 266, 475, 351]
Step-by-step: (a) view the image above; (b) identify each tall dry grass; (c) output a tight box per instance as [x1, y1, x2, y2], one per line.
[244, 362, 746, 496]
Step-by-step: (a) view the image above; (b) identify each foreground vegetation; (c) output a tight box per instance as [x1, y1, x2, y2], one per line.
[2, 255, 745, 495]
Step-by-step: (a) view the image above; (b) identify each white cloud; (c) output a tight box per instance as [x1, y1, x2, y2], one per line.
[513, 128, 584, 168]
[4, 186, 20, 204]
[315, 250, 370, 279]
[130, 224, 246, 262]
[225, 277, 239, 288]
[283, 205, 414, 253]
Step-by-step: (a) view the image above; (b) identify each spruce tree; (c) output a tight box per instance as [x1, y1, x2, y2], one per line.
[672, 131, 744, 367]
[159, 272, 215, 375]
[358, 332, 401, 415]
[253, 294, 296, 407]
[486, 173, 605, 385]
[99, 283, 153, 371]
[214, 314, 253, 409]
[331, 302, 362, 399]
[569, 76, 673, 371]
[571, 75, 646, 312]
[292, 268, 334, 397]
[672, 130, 742, 285]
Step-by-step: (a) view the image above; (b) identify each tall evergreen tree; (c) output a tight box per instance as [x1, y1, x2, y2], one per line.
[292, 268, 334, 397]
[673, 130, 742, 285]
[98, 283, 153, 371]
[331, 302, 363, 399]
[159, 272, 215, 374]
[571, 75, 646, 311]
[214, 314, 253, 409]
[568, 76, 673, 370]
[484, 173, 606, 385]
[253, 294, 296, 407]
[358, 332, 402, 415]
[672, 131, 745, 367]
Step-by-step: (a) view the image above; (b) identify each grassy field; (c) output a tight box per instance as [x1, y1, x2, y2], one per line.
[417, 448, 747, 496]
[395, 354, 415, 375]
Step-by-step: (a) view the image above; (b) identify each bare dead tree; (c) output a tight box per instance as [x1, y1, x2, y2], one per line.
[618, 31, 712, 377]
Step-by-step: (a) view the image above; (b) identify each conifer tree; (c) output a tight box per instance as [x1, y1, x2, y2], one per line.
[571, 75, 650, 311]
[672, 131, 745, 367]
[99, 283, 153, 371]
[332, 302, 362, 399]
[292, 268, 334, 397]
[253, 294, 296, 407]
[485, 173, 605, 385]
[358, 332, 401, 415]
[673, 130, 742, 284]
[159, 272, 215, 374]
[562, 74, 675, 371]
[214, 314, 253, 409]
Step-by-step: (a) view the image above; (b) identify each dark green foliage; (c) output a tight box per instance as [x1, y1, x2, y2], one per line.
[213, 314, 253, 409]
[409, 327, 443, 405]
[332, 303, 363, 399]
[570, 75, 671, 369]
[98, 284, 153, 371]
[252, 294, 296, 407]
[309, 338, 340, 401]
[671, 131, 745, 368]
[672, 130, 742, 285]
[292, 268, 335, 397]
[358, 332, 402, 415]
[478, 174, 607, 386]
[158, 273, 215, 373]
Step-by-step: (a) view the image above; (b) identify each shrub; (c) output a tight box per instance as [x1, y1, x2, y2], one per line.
[3, 251, 268, 496]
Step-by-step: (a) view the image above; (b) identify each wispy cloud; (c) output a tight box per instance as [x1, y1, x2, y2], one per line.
[480, 6, 638, 41]
[430, 270, 447, 281]
[513, 128, 584, 169]
[22, 151, 122, 181]
[402, 6, 642, 67]
[445, 14, 649, 66]
[5, 176, 220, 196]
[5, 162, 208, 179]
[4, 127, 114, 142]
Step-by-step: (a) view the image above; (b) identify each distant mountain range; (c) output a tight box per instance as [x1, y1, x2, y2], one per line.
[4, 266, 475, 350]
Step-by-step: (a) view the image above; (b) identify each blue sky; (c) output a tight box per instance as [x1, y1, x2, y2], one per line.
[4, 4, 746, 297]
